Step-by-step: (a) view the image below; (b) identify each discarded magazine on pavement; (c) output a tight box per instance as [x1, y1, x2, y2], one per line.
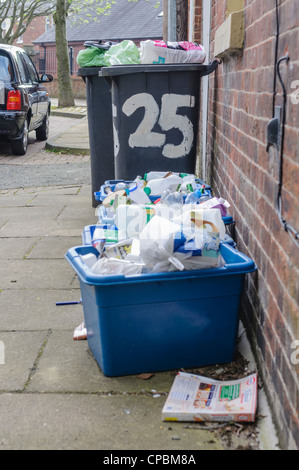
[162, 372, 257, 423]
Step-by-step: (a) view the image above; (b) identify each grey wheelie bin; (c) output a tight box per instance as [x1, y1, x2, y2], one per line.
[77, 67, 115, 207]
[100, 60, 219, 181]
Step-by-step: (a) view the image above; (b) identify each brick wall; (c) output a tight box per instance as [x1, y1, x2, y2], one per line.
[13, 17, 48, 53]
[193, 0, 299, 449]
[44, 75, 87, 100]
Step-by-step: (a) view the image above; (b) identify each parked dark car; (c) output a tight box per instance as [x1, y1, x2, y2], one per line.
[0, 44, 53, 155]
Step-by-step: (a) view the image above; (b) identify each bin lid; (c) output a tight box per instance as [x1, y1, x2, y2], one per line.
[77, 67, 105, 77]
[99, 60, 219, 78]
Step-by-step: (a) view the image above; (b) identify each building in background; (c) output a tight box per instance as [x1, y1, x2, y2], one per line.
[33, 0, 163, 76]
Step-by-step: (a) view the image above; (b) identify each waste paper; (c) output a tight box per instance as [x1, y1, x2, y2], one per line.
[162, 372, 258, 423]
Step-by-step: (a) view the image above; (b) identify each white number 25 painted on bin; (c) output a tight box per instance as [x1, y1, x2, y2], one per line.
[121, 92, 195, 159]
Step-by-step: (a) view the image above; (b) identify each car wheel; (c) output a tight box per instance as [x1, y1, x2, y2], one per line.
[36, 110, 49, 141]
[10, 119, 29, 156]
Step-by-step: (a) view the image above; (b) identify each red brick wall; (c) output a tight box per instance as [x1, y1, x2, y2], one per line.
[44, 75, 87, 100]
[194, 0, 299, 449]
[23, 17, 48, 49]
[13, 17, 49, 52]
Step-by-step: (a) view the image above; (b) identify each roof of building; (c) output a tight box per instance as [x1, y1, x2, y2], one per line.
[34, 0, 163, 44]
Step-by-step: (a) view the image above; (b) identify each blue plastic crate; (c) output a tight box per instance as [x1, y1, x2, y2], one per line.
[95, 180, 235, 230]
[66, 243, 256, 377]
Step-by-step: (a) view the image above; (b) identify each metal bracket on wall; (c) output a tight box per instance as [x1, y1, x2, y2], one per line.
[266, 105, 282, 152]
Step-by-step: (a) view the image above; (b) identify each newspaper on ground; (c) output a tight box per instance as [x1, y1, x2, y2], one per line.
[162, 371, 257, 423]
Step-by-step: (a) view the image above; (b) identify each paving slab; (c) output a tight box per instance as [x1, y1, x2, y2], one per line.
[0, 259, 75, 290]
[0, 331, 48, 391]
[26, 236, 82, 259]
[0, 393, 224, 450]
[0, 193, 38, 207]
[46, 118, 90, 155]
[0, 237, 39, 260]
[0, 289, 83, 331]
[27, 330, 176, 394]
[26, 191, 93, 208]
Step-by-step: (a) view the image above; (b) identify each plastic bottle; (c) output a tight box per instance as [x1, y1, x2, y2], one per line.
[144, 171, 173, 181]
[103, 185, 113, 195]
[146, 174, 182, 196]
[180, 174, 197, 192]
[199, 197, 230, 216]
[126, 183, 151, 205]
[134, 175, 147, 189]
[185, 186, 208, 205]
[160, 189, 184, 208]
[179, 183, 194, 196]
[114, 182, 129, 191]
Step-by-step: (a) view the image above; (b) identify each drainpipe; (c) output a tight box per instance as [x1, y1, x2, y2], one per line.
[188, 0, 195, 41]
[201, 0, 212, 181]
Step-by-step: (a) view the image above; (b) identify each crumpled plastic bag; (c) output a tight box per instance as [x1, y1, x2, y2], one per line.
[138, 216, 186, 272]
[77, 40, 140, 68]
[91, 257, 145, 276]
[76, 46, 108, 67]
[104, 40, 140, 65]
[138, 214, 222, 273]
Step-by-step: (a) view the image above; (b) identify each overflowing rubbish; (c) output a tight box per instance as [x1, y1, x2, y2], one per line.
[73, 171, 235, 277]
[77, 40, 140, 67]
[65, 168, 256, 375]
[95, 172, 212, 204]
[140, 40, 206, 64]
[77, 39, 206, 68]
[162, 372, 257, 423]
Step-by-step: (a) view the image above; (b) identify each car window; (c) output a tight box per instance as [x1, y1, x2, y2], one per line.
[21, 52, 39, 84]
[15, 52, 28, 84]
[0, 54, 13, 83]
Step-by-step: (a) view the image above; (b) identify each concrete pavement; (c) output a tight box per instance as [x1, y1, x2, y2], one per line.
[46, 98, 90, 155]
[0, 106, 280, 451]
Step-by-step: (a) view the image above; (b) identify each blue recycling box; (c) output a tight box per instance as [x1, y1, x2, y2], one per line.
[66, 243, 256, 377]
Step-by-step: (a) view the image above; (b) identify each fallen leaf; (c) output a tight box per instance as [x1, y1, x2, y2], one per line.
[137, 373, 154, 380]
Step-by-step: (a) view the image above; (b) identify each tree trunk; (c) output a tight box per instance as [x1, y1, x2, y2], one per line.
[163, 0, 188, 42]
[176, 0, 188, 41]
[54, 0, 74, 107]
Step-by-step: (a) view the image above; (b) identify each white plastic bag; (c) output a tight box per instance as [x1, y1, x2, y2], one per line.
[140, 40, 206, 64]
[91, 257, 145, 276]
[138, 214, 222, 273]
